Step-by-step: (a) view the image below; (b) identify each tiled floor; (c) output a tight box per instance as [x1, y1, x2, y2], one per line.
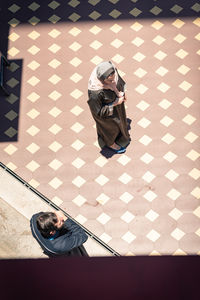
[0, 0, 200, 255]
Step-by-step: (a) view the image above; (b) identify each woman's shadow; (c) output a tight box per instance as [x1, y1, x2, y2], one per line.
[100, 118, 132, 158]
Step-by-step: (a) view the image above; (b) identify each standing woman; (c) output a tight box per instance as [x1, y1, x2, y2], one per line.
[87, 61, 130, 154]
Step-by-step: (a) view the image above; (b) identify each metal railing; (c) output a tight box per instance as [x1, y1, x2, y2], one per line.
[0, 161, 120, 256]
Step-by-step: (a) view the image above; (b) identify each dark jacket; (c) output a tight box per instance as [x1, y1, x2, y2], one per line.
[30, 213, 88, 257]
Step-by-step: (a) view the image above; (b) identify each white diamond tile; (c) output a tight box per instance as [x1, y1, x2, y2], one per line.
[48, 177, 63, 189]
[48, 107, 61, 118]
[146, 230, 160, 242]
[184, 132, 198, 143]
[145, 210, 159, 222]
[193, 207, 200, 218]
[156, 66, 168, 76]
[70, 105, 83, 116]
[28, 45, 40, 55]
[97, 213, 111, 225]
[186, 150, 200, 161]
[158, 99, 172, 110]
[171, 228, 185, 241]
[72, 157, 85, 169]
[95, 174, 109, 186]
[133, 52, 146, 62]
[169, 208, 183, 220]
[71, 122, 84, 133]
[142, 171, 155, 183]
[6, 162, 17, 171]
[28, 179, 40, 188]
[139, 135, 152, 146]
[48, 90, 61, 101]
[96, 193, 110, 205]
[71, 139, 85, 151]
[27, 108, 40, 119]
[70, 89, 83, 99]
[136, 100, 150, 111]
[48, 74, 61, 85]
[191, 187, 200, 199]
[121, 211, 135, 223]
[157, 82, 170, 93]
[110, 23, 122, 33]
[117, 154, 131, 166]
[180, 97, 194, 108]
[175, 49, 188, 59]
[48, 124, 62, 135]
[26, 142, 40, 154]
[72, 176, 86, 188]
[143, 190, 157, 202]
[48, 29, 61, 38]
[134, 68, 147, 78]
[26, 125, 40, 136]
[167, 188, 181, 200]
[165, 169, 179, 182]
[118, 173, 132, 184]
[99, 233, 112, 243]
[111, 38, 124, 48]
[26, 160, 40, 172]
[75, 214, 87, 225]
[51, 196, 63, 206]
[4, 144, 18, 155]
[48, 141, 62, 152]
[122, 231, 136, 243]
[189, 168, 200, 180]
[163, 151, 177, 163]
[140, 153, 154, 164]
[120, 192, 134, 203]
[130, 22, 143, 31]
[70, 57, 82, 67]
[95, 156, 108, 167]
[154, 50, 167, 60]
[160, 116, 174, 127]
[89, 25, 102, 35]
[132, 37, 144, 47]
[69, 42, 82, 52]
[161, 133, 175, 144]
[177, 64, 190, 75]
[48, 159, 63, 170]
[112, 54, 124, 63]
[182, 114, 196, 125]
[137, 117, 151, 128]
[48, 43, 61, 53]
[72, 195, 87, 207]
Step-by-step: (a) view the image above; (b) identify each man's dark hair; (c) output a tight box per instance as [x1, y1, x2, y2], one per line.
[36, 212, 58, 238]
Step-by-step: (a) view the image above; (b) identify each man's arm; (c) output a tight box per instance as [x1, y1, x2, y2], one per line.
[53, 218, 88, 254]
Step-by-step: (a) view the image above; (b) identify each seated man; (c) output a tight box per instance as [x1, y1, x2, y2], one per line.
[30, 210, 88, 257]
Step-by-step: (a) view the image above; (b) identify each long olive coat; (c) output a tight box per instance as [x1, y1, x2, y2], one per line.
[87, 74, 130, 148]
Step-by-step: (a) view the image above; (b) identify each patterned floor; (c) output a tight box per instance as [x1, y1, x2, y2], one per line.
[0, 0, 200, 255]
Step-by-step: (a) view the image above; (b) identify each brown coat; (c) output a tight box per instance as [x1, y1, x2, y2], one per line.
[87, 74, 130, 148]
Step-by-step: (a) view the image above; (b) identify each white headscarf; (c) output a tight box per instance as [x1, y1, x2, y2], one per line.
[88, 61, 124, 97]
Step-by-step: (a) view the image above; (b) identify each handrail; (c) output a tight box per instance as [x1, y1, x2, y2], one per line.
[0, 161, 120, 256]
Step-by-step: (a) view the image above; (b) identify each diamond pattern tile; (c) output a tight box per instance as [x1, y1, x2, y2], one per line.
[1, 0, 200, 256]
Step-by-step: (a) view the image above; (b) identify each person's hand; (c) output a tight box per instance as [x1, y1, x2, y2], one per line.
[113, 96, 125, 106]
[124, 93, 127, 101]
[55, 210, 67, 222]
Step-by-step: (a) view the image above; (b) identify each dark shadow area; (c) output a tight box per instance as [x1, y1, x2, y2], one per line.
[0, 59, 22, 142]
[100, 147, 116, 158]
[0, 0, 199, 54]
[0, 256, 200, 300]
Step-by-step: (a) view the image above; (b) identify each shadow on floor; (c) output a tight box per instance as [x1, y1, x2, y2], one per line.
[0, 59, 22, 142]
